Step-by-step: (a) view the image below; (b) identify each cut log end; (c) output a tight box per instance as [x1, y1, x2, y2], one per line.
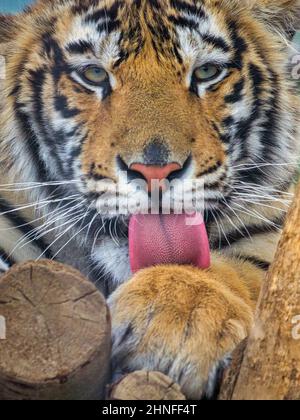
[0, 260, 111, 400]
[109, 371, 186, 400]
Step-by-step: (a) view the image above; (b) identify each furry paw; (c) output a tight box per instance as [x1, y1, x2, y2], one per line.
[108, 264, 254, 399]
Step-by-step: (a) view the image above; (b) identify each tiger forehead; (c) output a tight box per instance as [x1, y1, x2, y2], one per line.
[78, 0, 206, 27]
[63, 0, 229, 67]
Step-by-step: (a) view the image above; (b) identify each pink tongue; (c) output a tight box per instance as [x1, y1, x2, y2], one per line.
[129, 214, 211, 273]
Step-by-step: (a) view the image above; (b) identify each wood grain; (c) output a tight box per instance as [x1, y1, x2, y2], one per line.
[0, 260, 111, 400]
[109, 371, 186, 400]
[219, 182, 300, 400]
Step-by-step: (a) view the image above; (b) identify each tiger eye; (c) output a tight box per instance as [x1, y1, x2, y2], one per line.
[82, 66, 108, 85]
[194, 64, 220, 82]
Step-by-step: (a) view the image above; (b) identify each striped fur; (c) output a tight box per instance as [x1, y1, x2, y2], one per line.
[0, 0, 300, 398]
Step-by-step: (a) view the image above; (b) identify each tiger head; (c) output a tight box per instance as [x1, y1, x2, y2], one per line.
[0, 0, 300, 248]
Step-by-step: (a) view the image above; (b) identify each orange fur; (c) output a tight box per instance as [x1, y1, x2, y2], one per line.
[109, 254, 262, 399]
[0, 0, 300, 399]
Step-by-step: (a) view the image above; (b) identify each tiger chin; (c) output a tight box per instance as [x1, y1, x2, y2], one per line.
[0, 0, 300, 400]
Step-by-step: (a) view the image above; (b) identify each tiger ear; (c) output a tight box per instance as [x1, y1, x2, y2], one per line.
[0, 15, 19, 45]
[250, 0, 300, 39]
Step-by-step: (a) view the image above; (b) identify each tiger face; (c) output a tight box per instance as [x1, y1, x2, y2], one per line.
[0, 0, 299, 283]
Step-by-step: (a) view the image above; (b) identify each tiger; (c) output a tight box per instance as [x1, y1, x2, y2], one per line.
[0, 0, 299, 399]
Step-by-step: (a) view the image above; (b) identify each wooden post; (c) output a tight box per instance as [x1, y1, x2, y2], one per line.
[0, 260, 111, 400]
[109, 371, 186, 400]
[220, 183, 300, 400]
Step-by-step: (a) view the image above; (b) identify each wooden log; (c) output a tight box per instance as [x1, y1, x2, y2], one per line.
[218, 340, 248, 400]
[0, 260, 111, 400]
[219, 182, 300, 400]
[109, 371, 186, 400]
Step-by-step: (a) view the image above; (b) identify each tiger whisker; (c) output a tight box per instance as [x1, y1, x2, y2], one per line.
[231, 161, 298, 170]
[221, 195, 252, 240]
[8, 198, 84, 255]
[109, 218, 120, 246]
[218, 206, 247, 240]
[209, 209, 223, 249]
[229, 189, 292, 202]
[91, 222, 106, 254]
[28, 206, 84, 245]
[232, 202, 282, 229]
[211, 207, 231, 248]
[50, 219, 93, 261]
[0, 205, 50, 232]
[232, 194, 291, 205]
[233, 197, 289, 213]
[35, 214, 86, 261]
[231, 192, 292, 206]
[0, 195, 81, 218]
[0, 180, 79, 192]
[229, 181, 294, 197]
[84, 208, 100, 243]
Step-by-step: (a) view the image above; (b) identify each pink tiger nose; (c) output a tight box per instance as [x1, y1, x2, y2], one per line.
[130, 163, 181, 192]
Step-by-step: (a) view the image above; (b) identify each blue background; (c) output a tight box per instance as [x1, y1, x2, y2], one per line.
[0, 0, 31, 13]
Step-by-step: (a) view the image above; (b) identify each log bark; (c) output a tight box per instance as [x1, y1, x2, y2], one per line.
[219, 182, 300, 400]
[0, 260, 111, 400]
[218, 340, 248, 400]
[109, 371, 186, 400]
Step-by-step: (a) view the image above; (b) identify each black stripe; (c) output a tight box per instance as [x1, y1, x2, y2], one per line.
[8, 47, 50, 184]
[85, 9, 107, 24]
[29, 36, 76, 176]
[259, 71, 280, 162]
[0, 197, 52, 259]
[223, 116, 234, 128]
[0, 247, 15, 267]
[168, 15, 199, 31]
[197, 161, 222, 178]
[233, 63, 264, 161]
[224, 78, 245, 104]
[85, 2, 119, 24]
[169, 0, 206, 19]
[28, 67, 63, 167]
[245, 19, 281, 164]
[84, 2, 121, 34]
[65, 124, 82, 138]
[239, 255, 270, 271]
[202, 34, 230, 53]
[9, 84, 21, 98]
[148, 20, 171, 42]
[113, 50, 130, 69]
[51, 44, 70, 82]
[54, 94, 80, 119]
[66, 40, 95, 55]
[71, 3, 90, 14]
[227, 21, 247, 70]
[213, 120, 232, 145]
[14, 106, 50, 184]
[97, 19, 120, 34]
[146, 0, 161, 11]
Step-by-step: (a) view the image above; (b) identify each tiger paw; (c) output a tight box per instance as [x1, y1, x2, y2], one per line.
[108, 264, 254, 399]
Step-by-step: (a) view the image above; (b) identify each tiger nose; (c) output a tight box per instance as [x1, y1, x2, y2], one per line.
[130, 163, 181, 192]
